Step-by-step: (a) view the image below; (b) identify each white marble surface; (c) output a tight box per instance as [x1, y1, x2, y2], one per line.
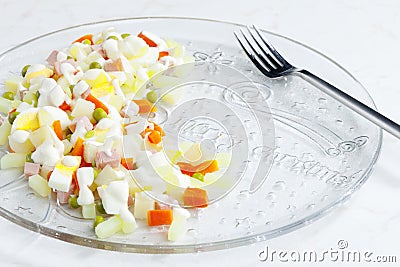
[0, 0, 400, 266]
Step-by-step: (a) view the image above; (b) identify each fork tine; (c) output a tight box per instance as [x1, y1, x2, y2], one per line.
[251, 25, 289, 66]
[245, 25, 282, 69]
[234, 31, 272, 77]
[237, 29, 277, 71]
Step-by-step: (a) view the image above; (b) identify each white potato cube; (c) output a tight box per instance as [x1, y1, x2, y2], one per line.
[48, 168, 72, 192]
[71, 99, 95, 120]
[0, 153, 26, 169]
[28, 174, 51, 197]
[82, 203, 96, 219]
[95, 215, 122, 239]
[134, 191, 155, 219]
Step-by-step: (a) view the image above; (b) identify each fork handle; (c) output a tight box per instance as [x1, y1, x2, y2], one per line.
[296, 69, 400, 139]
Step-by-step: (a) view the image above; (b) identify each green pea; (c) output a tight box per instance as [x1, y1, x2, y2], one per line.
[107, 36, 118, 40]
[121, 33, 131, 39]
[66, 56, 73, 60]
[89, 62, 102, 69]
[26, 152, 33, 163]
[2, 92, 14, 100]
[21, 65, 31, 77]
[84, 130, 95, 139]
[94, 215, 105, 228]
[192, 172, 204, 182]
[93, 108, 107, 122]
[146, 90, 157, 103]
[68, 195, 80, 209]
[8, 111, 20, 124]
[96, 200, 106, 214]
[82, 39, 92, 45]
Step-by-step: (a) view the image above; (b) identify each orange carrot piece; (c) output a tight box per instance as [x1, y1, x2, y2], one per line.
[70, 137, 84, 156]
[152, 122, 165, 136]
[80, 160, 92, 167]
[86, 93, 109, 114]
[148, 130, 162, 144]
[46, 170, 53, 181]
[140, 127, 152, 138]
[147, 209, 173, 226]
[177, 160, 219, 176]
[52, 120, 63, 140]
[121, 157, 135, 170]
[183, 188, 209, 208]
[158, 51, 169, 60]
[73, 34, 93, 44]
[132, 99, 156, 114]
[59, 101, 71, 111]
[138, 32, 157, 47]
[72, 172, 80, 192]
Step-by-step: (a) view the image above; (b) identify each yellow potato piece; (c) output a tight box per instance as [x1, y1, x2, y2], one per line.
[14, 112, 40, 131]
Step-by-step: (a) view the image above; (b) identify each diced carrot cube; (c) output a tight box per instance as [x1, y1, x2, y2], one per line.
[52, 120, 63, 140]
[70, 137, 84, 157]
[121, 157, 135, 170]
[158, 51, 169, 60]
[138, 32, 157, 47]
[73, 34, 93, 44]
[148, 130, 162, 144]
[147, 209, 173, 226]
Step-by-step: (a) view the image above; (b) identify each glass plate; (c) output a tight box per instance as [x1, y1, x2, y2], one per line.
[0, 17, 382, 253]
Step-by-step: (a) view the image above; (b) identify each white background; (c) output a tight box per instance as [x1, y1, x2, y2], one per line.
[0, 0, 399, 266]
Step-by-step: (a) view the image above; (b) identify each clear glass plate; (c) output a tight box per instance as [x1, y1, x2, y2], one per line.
[0, 17, 382, 253]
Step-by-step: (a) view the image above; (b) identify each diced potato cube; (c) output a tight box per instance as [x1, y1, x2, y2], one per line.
[0, 153, 26, 169]
[108, 95, 124, 111]
[95, 165, 123, 186]
[71, 99, 95, 120]
[95, 215, 122, 238]
[82, 203, 96, 219]
[28, 174, 51, 197]
[48, 168, 72, 192]
[133, 192, 155, 219]
[0, 97, 13, 113]
[0, 121, 12, 146]
[4, 76, 23, 94]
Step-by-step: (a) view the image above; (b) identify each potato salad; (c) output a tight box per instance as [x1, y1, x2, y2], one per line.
[0, 28, 222, 241]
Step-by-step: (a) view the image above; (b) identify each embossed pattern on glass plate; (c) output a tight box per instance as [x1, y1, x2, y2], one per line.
[0, 17, 382, 253]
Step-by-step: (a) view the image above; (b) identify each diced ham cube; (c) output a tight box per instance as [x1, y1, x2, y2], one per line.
[104, 58, 124, 72]
[91, 44, 107, 58]
[54, 59, 76, 76]
[95, 149, 121, 169]
[57, 182, 76, 204]
[127, 195, 134, 207]
[24, 162, 40, 178]
[46, 50, 59, 66]
[69, 116, 93, 132]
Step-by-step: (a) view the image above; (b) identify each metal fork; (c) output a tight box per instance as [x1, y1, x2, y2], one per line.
[235, 25, 400, 139]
